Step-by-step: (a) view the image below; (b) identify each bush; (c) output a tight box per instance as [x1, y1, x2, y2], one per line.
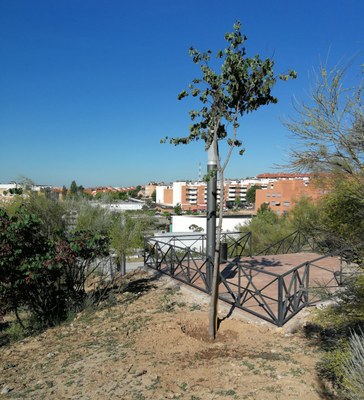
[316, 340, 350, 388]
[239, 205, 295, 255]
[307, 274, 364, 394]
[342, 329, 364, 399]
[0, 206, 110, 330]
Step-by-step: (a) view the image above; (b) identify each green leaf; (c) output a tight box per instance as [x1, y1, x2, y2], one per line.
[177, 90, 189, 100]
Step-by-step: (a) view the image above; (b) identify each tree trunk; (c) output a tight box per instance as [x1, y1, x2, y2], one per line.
[208, 140, 225, 339]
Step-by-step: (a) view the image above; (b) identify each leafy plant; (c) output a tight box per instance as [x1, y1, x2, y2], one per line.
[0, 206, 110, 330]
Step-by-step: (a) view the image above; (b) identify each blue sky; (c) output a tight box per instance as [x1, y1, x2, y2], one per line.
[1, 0, 363, 187]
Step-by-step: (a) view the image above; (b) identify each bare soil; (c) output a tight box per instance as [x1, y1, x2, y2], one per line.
[0, 269, 330, 399]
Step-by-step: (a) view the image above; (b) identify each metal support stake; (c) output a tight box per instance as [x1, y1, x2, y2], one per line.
[206, 144, 217, 292]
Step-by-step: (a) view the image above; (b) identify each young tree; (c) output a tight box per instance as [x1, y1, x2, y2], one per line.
[110, 212, 155, 272]
[173, 203, 182, 215]
[165, 21, 296, 338]
[245, 184, 262, 205]
[70, 180, 78, 196]
[285, 63, 364, 252]
[62, 185, 68, 198]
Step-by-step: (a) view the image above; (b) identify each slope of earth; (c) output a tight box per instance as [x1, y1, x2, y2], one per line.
[0, 269, 328, 400]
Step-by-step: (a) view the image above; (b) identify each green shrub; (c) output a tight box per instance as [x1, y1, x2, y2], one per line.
[316, 340, 350, 387]
[342, 329, 364, 399]
[0, 207, 109, 330]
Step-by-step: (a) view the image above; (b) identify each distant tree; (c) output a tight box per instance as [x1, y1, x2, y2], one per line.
[118, 192, 128, 201]
[151, 190, 156, 202]
[128, 185, 142, 198]
[173, 203, 182, 215]
[43, 186, 52, 199]
[234, 196, 242, 208]
[246, 185, 261, 205]
[62, 185, 68, 198]
[9, 187, 23, 195]
[164, 21, 296, 338]
[70, 180, 78, 196]
[76, 202, 114, 233]
[26, 192, 66, 240]
[110, 212, 156, 270]
[69, 181, 85, 198]
[240, 210, 291, 255]
[17, 176, 34, 191]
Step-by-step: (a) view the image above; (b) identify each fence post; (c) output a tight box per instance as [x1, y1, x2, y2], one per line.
[187, 249, 191, 282]
[278, 276, 284, 327]
[249, 232, 252, 257]
[339, 254, 344, 286]
[305, 263, 310, 304]
[170, 245, 174, 275]
[155, 243, 159, 269]
[237, 266, 241, 305]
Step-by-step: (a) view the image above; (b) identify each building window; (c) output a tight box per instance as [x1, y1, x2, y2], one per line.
[276, 210, 281, 215]
[266, 193, 270, 198]
[283, 201, 290, 207]
[277, 193, 281, 198]
[271, 201, 275, 206]
[271, 193, 276, 197]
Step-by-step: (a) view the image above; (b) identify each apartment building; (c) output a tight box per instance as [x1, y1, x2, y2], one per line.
[154, 173, 325, 213]
[156, 179, 271, 211]
[255, 178, 327, 215]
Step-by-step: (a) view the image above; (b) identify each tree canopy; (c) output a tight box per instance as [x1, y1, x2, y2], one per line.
[246, 184, 261, 204]
[286, 64, 363, 176]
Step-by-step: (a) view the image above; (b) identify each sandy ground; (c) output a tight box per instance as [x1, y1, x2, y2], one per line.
[0, 269, 330, 400]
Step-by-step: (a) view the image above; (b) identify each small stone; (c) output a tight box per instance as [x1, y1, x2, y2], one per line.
[46, 352, 55, 358]
[1, 386, 13, 395]
[134, 369, 147, 377]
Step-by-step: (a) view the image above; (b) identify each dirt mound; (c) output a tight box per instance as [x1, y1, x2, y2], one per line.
[0, 269, 329, 399]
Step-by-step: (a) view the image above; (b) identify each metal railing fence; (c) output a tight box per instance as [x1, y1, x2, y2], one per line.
[144, 231, 359, 326]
